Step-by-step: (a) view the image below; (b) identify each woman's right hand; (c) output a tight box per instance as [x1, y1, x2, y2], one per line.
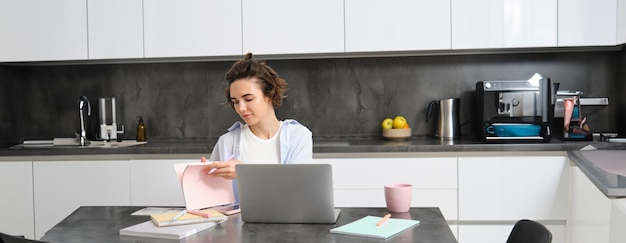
[203, 158, 240, 180]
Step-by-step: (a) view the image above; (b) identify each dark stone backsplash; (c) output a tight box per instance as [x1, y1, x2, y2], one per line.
[1, 49, 624, 147]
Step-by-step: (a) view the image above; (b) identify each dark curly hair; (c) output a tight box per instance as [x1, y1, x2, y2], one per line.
[224, 53, 288, 109]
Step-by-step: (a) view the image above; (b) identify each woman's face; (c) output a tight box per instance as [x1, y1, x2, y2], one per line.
[229, 77, 274, 126]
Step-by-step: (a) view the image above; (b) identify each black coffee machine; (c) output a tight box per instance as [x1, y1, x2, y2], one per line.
[475, 75, 553, 143]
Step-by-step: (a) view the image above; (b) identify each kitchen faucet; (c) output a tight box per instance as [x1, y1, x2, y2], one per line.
[79, 96, 91, 146]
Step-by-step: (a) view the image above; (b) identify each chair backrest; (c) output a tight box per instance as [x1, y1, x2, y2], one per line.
[0, 232, 45, 243]
[506, 219, 552, 243]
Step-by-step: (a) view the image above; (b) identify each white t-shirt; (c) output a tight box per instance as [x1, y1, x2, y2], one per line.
[239, 122, 282, 164]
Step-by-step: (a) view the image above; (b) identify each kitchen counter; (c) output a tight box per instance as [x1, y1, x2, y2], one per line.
[568, 149, 626, 198]
[2, 139, 214, 157]
[0, 136, 619, 157]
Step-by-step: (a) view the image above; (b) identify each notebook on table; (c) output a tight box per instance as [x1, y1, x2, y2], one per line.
[150, 208, 228, 227]
[330, 215, 420, 239]
[235, 164, 341, 223]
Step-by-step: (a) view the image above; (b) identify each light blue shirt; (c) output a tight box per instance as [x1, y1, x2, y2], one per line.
[209, 119, 313, 202]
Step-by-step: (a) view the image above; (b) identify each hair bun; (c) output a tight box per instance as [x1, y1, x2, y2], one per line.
[244, 52, 254, 60]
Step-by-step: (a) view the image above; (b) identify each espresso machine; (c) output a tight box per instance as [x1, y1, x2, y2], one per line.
[475, 74, 552, 143]
[98, 96, 124, 141]
[553, 89, 608, 141]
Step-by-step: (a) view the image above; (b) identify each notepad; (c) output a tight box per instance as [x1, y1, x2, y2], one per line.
[120, 220, 220, 240]
[330, 215, 420, 239]
[150, 209, 228, 227]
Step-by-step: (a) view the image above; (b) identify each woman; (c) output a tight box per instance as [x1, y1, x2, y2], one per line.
[205, 53, 313, 180]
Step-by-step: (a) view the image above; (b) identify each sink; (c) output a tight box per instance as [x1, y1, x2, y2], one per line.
[16, 138, 147, 149]
[84, 140, 148, 148]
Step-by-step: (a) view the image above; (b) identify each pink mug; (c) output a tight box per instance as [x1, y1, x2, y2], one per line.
[385, 183, 412, 213]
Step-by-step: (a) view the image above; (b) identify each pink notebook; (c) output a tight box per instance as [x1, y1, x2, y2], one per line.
[173, 162, 235, 210]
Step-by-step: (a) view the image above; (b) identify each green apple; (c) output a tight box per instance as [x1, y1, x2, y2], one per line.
[381, 118, 393, 129]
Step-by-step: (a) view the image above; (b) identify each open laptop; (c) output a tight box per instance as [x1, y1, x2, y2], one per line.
[236, 164, 341, 224]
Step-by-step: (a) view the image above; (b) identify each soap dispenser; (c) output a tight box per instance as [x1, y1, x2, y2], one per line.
[136, 116, 146, 142]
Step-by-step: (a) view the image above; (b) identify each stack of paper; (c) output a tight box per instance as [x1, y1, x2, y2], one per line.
[120, 208, 228, 240]
[120, 220, 221, 240]
[119, 159, 236, 240]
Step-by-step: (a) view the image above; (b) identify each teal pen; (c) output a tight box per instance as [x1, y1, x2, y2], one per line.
[208, 155, 235, 174]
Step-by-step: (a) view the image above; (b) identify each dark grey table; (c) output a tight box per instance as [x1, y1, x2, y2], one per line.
[41, 206, 457, 243]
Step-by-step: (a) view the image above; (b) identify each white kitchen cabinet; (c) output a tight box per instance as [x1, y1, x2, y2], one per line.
[558, 0, 617, 46]
[129, 159, 197, 207]
[451, 0, 557, 49]
[458, 225, 509, 243]
[311, 157, 458, 220]
[344, 0, 450, 52]
[87, 0, 143, 59]
[568, 165, 611, 243]
[609, 199, 626, 243]
[458, 224, 565, 243]
[567, 163, 626, 243]
[458, 157, 502, 219]
[0, 0, 88, 62]
[457, 155, 568, 243]
[33, 160, 130, 240]
[501, 157, 569, 220]
[311, 156, 458, 240]
[0, 161, 34, 239]
[143, 0, 242, 58]
[618, 0, 626, 45]
[242, 0, 344, 55]
[459, 156, 568, 220]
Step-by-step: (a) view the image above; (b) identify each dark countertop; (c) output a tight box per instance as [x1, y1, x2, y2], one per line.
[2, 139, 215, 157]
[0, 136, 618, 157]
[41, 206, 457, 243]
[4, 136, 625, 198]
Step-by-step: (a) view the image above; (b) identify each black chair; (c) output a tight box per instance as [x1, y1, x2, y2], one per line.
[506, 219, 552, 243]
[0, 233, 46, 243]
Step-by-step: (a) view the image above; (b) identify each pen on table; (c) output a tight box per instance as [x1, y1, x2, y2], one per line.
[207, 155, 235, 174]
[376, 214, 391, 227]
[171, 210, 187, 221]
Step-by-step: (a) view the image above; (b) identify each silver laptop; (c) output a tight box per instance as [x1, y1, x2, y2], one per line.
[236, 164, 341, 224]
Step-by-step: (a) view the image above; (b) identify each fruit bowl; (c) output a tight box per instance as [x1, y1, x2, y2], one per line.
[382, 128, 411, 141]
